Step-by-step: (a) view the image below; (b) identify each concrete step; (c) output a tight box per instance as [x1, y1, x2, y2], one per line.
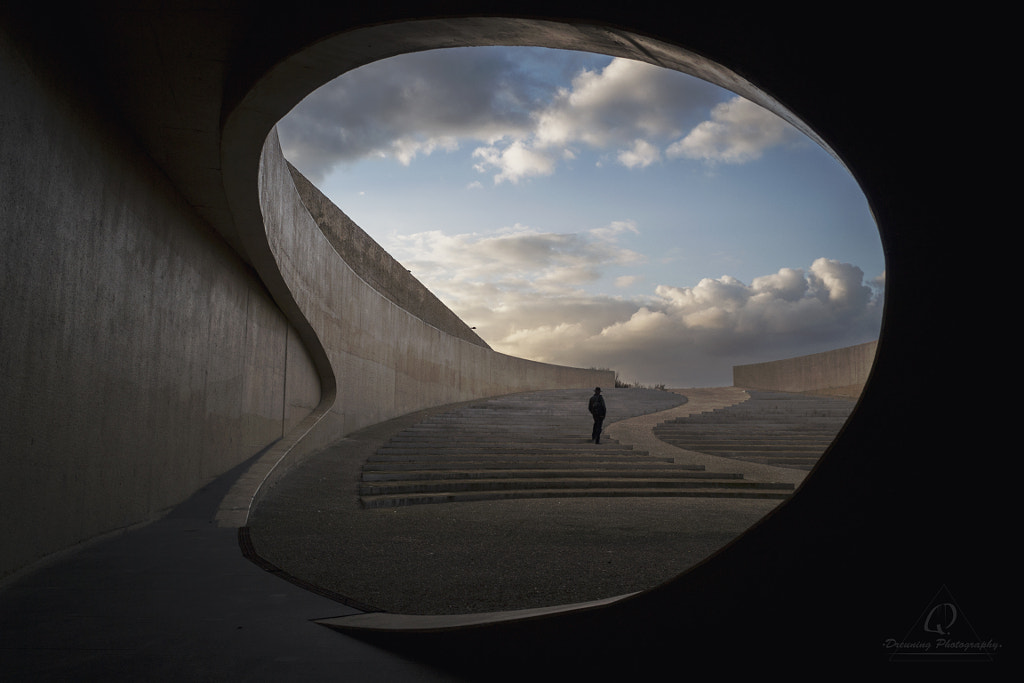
[364, 458, 692, 475]
[359, 477, 790, 497]
[357, 388, 800, 507]
[368, 454, 679, 464]
[666, 448, 827, 459]
[659, 433, 844, 441]
[663, 446, 831, 456]
[362, 468, 739, 482]
[360, 487, 794, 508]
[652, 389, 856, 471]
[728, 455, 821, 466]
[379, 436, 629, 445]
[375, 445, 638, 456]
[659, 417, 850, 425]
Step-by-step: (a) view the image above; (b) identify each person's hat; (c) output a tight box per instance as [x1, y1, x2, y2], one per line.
[594, 387, 601, 392]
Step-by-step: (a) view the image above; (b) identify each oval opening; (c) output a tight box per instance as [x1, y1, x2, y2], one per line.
[250, 44, 884, 616]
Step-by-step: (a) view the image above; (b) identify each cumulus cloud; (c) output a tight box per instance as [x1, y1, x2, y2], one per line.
[278, 48, 545, 181]
[471, 140, 558, 184]
[531, 58, 717, 147]
[389, 221, 645, 297]
[617, 139, 662, 169]
[278, 48, 798, 183]
[276, 47, 876, 386]
[667, 97, 800, 164]
[394, 221, 883, 386]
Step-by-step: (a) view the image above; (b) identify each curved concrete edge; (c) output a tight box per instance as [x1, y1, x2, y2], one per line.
[212, 18, 833, 534]
[217, 126, 612, 528]
[215, 405, 334, 528]
[314, 592, 641, 633]
[606, 387, 809, 487]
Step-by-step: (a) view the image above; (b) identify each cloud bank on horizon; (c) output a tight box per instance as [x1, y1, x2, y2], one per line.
[279, 47, 884, 387]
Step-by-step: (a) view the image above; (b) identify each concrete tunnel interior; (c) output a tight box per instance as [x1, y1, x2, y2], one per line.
[219, 14, 1005, 668]
[243, 22, 881, 603]
[0, 3, 1006, 674]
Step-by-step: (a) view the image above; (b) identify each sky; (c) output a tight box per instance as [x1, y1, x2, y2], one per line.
[277, 46, 885, 387]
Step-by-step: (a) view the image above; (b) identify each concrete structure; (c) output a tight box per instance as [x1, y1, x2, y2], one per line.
[733, 341, 878, 396]
[0, 19, 609, 578]
[0, 2, 1006, 673]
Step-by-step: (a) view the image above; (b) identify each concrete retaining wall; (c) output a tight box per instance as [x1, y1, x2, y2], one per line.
[288, 164, 490, 350]
[0, 26, 610, 580]
[0, 28, 321, 580]
[732, 341, 878, 396]
[229, 132, 611, 512]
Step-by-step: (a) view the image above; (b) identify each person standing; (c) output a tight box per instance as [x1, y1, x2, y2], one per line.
[588, 387, 606, 444]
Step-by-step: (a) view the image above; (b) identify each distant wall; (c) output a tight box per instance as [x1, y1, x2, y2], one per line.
[732, 341, 878, 396]
[0, 27, 320, 580]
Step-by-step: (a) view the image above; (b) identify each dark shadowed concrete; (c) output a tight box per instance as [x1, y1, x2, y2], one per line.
[0, 451, 457, 682]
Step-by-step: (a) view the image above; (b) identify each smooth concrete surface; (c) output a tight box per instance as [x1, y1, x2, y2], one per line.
[0, 16, 609, 581]
[733, 341, 878, 395]
[0, 21, 321, 580]
[288, 163, 489, 349]
[0, 2, 1009, 673]
[0, 450, 459, 682]
[223, 132, 611, 526]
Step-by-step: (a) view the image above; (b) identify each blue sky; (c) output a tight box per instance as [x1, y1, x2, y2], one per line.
[278, 47, 884, 387]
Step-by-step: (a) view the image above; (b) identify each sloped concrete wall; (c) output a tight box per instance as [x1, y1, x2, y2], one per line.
[0, 27, 321, 580]
[287, 164, 491, 350]
[228, 132, 611, 509]
[732, 341, 878, 395]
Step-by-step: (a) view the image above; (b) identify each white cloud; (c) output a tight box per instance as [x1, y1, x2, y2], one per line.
[274, 47, 877, 386]
[390, 221, 645, 297]
[399, 226, 883, 386]
[667, 96, 799, 164]
[390, 135, 460, 166]
[615, 275, 641, 288]
[617, 139, 662, 169]
[277, 48, 545, 181]
[472, 140, 557, 184]
[278, 48, 798, 183]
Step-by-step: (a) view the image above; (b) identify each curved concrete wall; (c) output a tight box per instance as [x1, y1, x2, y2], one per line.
[0, 3, 1003, 670]
[224, 131, 610, 515]
[733, 341, 878, 396]
[287, 163, 491, 350]
[0, 26, 319, 580]
[0, 20, 610, 579]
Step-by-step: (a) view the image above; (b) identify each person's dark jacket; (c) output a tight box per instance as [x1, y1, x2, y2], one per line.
[588, 393, 606, 419]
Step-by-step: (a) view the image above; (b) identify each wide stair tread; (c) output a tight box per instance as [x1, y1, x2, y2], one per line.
[357, 388, 803, 507]
[361, 487, 794, 508]
[653, 389, 856, 471]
